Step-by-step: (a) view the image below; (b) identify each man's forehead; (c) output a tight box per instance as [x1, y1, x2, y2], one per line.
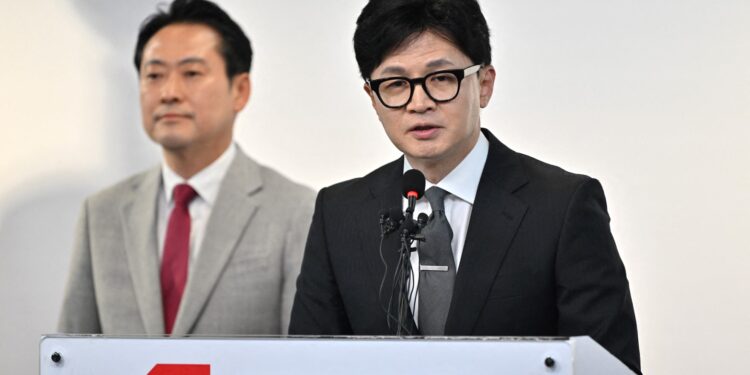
[373, 31, 469, 75]
[141, 23, 222, 63]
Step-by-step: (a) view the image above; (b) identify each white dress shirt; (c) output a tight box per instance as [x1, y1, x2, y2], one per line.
[403, 132, 490, 324]
[157, 143, 237, 268]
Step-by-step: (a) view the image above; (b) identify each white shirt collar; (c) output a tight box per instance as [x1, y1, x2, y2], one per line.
[161, 143, 237, 206]
[403, 132, 489, 205]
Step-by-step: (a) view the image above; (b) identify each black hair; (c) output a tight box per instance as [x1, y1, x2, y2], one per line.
[354, 0, 491, 79]
[134, 0, 252, 78]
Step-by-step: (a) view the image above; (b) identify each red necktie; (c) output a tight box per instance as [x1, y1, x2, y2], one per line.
[161, 183, 197, 334]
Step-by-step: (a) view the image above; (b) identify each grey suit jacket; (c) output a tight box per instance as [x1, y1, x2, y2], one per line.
[59, 149, 315, 336]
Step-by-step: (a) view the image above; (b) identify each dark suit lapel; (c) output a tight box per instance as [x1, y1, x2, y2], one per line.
[171, 151, 262, 335]
[445, 129, 530, 335]
[359, 157, 419, 334]
[120, 166, 165, 334]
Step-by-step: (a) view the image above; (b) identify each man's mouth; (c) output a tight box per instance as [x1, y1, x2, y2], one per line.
[408, 124, 441, 139]
[155, 112, 193, 121]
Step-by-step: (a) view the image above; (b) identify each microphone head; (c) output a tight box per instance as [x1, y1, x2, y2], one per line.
[402, 169, 426, 199]
[388, 207, 405, 222]
[401, 216, 419, 234]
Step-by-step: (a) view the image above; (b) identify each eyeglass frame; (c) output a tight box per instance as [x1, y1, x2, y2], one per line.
[366, 64, 483, 109]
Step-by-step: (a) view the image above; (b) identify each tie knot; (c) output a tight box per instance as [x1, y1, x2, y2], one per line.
[425, 186, 450, 212]
[172, 183, 197, 208]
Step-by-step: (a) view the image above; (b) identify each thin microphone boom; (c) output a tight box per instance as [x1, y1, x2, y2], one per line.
[377, 169, 427, 335]
[386, 169, 425, 335]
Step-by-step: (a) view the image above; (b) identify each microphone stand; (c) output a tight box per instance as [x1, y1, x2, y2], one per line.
[392, 194, 424, 336]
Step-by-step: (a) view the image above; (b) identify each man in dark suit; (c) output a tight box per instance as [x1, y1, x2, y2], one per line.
[289, 0, 640, 373]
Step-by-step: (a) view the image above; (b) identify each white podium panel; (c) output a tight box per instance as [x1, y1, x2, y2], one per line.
[40, 335, 634, 375]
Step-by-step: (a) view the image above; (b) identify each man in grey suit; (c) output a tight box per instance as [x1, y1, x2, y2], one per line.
[59, 0, 314, 336]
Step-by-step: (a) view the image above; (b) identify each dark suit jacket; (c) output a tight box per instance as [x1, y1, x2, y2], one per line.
[290, 129, 640, 373]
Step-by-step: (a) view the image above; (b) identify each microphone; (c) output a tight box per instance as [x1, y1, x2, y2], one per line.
[402, 169, 425, 218]
[389, 207, 405, 222]
[379, 207, 405, 234]
[375, 169, 426, 336]
[417, 212, 429, 230]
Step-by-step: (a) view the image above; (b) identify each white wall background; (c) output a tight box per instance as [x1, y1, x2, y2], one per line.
[1, 0, 748, 373]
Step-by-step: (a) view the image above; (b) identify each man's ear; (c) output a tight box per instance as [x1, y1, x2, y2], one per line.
[478, 65, 496, 108]
[232, 72, 251, 112]
[364, 82, 378, 109]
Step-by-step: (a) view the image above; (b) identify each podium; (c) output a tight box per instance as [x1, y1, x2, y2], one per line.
[40, 335, 634, 374]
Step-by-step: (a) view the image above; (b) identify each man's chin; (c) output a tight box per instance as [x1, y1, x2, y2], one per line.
[401, 141, 444, 159]
[155, 136, 192, 152]
[403, 149, 445, 166]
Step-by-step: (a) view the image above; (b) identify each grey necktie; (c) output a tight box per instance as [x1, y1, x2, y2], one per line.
[418, 186, 456, 335]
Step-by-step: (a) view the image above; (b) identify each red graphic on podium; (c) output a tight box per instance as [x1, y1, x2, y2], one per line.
[148, 364, 210, 375]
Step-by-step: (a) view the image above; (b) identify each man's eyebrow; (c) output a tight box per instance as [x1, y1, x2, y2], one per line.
[377, 58, 457, 77]
[425, 58, 454, 69]
[177, 57, 208, 66]
[142, 57, 208, 68]
[379, 66, 407, 76]
[142, 59, 167, 68]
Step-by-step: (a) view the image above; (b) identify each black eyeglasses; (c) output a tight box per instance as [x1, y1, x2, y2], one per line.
[366, 64, 482, 109]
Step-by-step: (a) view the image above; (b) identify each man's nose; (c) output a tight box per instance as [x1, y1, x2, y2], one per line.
[406, 82, 436, 112]
[160, 73, 183, 104]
